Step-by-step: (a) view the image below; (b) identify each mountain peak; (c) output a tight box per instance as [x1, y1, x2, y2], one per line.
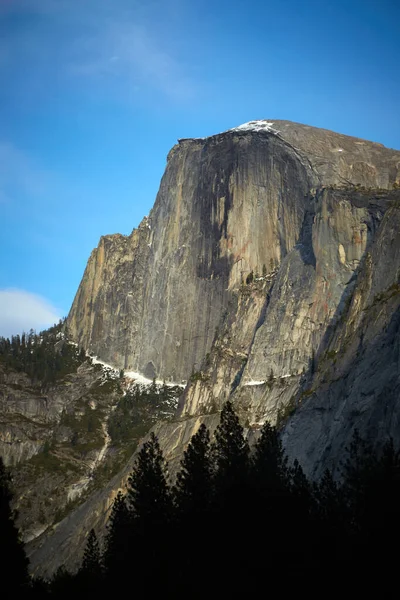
[226, 120, 279, 134]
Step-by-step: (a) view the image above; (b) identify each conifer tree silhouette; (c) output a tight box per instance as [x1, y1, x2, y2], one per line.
[172, 424, 212, 589]
[126, 433, 172, 594]
[127, 432, 172, 524]
[252, 420, 289, 491]
[212, 400, 249, 495]
[210, 401, 250, 593]
[80, 528, 103, 587]
[103, 491, 130, 579]
[174, 423, 212, 515]
[0, 457, 30, 596]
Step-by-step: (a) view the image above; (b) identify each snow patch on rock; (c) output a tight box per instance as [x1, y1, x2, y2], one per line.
[244, 380, 266, 386]
[90, 355, 185, 388]
[228, 120, 278, 134]
[189, 120, 279, 142]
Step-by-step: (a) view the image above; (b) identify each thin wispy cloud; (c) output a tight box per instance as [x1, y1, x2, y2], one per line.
[0, 0, 197, 104]
[0, 141, 51, 204]
[0, 289, 62, 338]
[69, 21, 196, 101]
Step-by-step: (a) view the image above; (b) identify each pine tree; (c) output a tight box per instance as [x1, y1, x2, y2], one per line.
[312, 468, 350, 574]
[288, 458, 313, 562]
[103, 491, 130, 576]
[49, 566, 77, 597]
[127, 432, 172, 525]
[174, 424, 212, 515]
[290, 458, 311, 510]
[80, 529, 102, 580]
[338, 433, 400, 590]
[171, 424, 213, 590]
[0, 457, 30, 595]
[314, 468, 346, 525]
[340, 429, 377, 536]
[212, 400, 249, 494]
[342, 434, 400, 547]
[248, 421, 291, 572]
[252, 420, 288, 491]
[126, 434, 173, 594]
[209, 402, 250, 594]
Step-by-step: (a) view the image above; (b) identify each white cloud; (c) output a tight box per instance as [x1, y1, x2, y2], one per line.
[0, 289, 62, 338]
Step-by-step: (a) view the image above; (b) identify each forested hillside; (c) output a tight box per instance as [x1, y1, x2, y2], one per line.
[2, 401, 399, 597]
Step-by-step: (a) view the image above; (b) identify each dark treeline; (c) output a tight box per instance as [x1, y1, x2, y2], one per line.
[2, 401, 400, 597]
[0, 320, 86, 386]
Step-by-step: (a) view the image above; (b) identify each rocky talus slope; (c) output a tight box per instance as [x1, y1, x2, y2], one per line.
[8, 120, 400, 575]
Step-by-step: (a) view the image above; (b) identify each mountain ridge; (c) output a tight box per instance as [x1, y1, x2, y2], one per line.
[2, 119, 400, 576]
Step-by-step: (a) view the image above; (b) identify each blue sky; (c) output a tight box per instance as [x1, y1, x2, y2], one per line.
[0, 0, 399, 337]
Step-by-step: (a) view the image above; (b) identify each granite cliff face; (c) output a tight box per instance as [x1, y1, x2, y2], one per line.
[69, 128, 308, 382]
[68, 120, 399, 386]
[23, 120, 400, 574]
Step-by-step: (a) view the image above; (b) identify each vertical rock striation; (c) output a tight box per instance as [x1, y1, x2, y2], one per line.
[69, 127, 313, 381]
[69, 120, 399, 385]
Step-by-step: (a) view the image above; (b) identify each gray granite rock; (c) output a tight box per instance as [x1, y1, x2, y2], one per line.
[24, 120, 400, 575]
